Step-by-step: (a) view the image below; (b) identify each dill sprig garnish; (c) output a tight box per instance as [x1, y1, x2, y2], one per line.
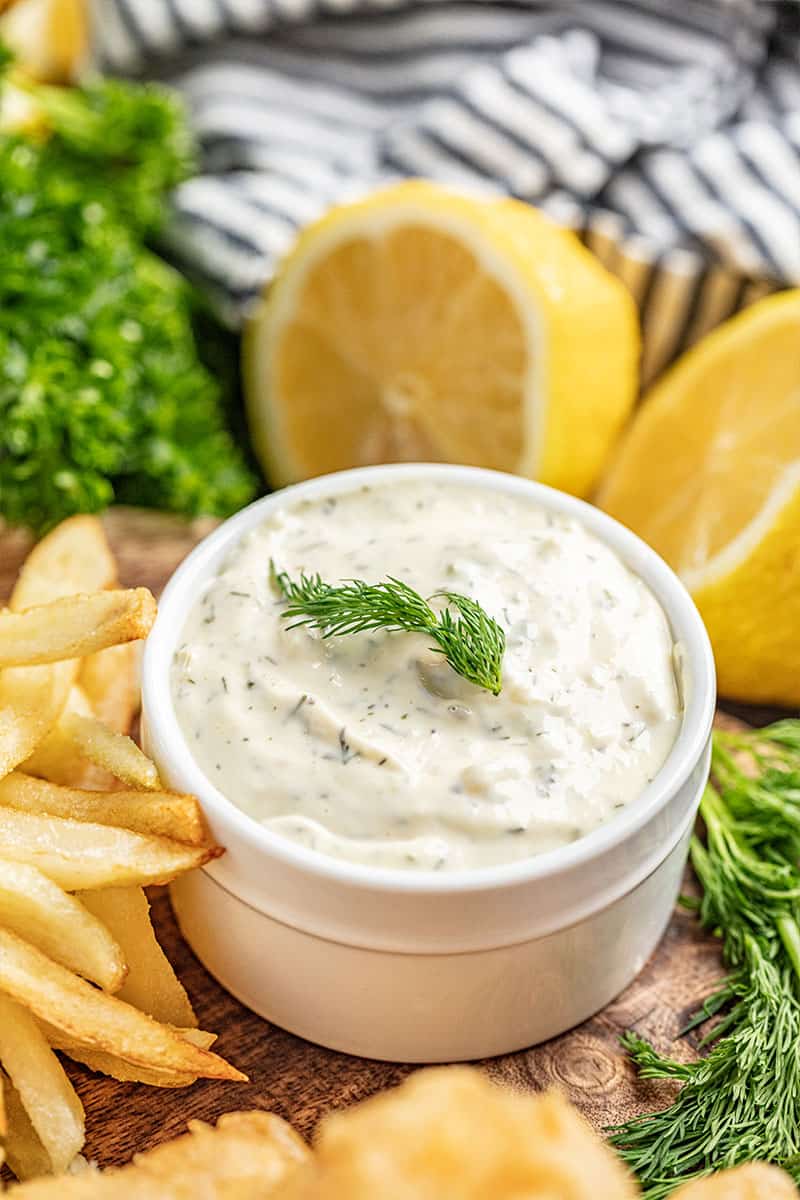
[610, 720, 800, 1197]
[270, 561, 505, 695]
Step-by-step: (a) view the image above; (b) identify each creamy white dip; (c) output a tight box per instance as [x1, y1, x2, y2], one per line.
[171, 480, 680, 871]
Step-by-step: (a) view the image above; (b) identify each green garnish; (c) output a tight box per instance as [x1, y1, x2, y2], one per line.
[611, 720, 800, 1197]
[270, 562, 505, 695]
[0, 58, 256, 533]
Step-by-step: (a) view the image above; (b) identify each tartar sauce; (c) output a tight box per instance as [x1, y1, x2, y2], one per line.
[171, 481, 680, 871]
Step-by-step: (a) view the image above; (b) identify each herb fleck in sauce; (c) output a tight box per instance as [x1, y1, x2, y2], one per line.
[171, 481, 680, 870]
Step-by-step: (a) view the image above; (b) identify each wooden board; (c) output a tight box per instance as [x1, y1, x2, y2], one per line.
[0, 509, 755, 1167]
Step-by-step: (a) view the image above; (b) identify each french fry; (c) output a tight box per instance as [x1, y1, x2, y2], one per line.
[43, 1025, 216, 1090]
[0, 807, 218, 890]
[48, 1024, 215, 1059]
[0, 1083, 5, 1176]
[52, 1055, 195, 1091]
[177, 1028, 217, 1049]
[79, 887, 197, 1027]
[0, 772, 209, 845]
[0, 993, 85, 1174]
[78, 642, 140, 735]
[76, 613, 141, 788]
[0, 1069, 53, 1182]
[23, 685, 106, 788]
[10, 516, 116, 610]
[0, 589, 156, 668]
[0, 517, 117, 778]
[0, 858, 126, 990]
[0, 514, 240, 1179]
[50, 711, 161, 790]
[0, 666, 75, 784]
[0, 929, 246, 1080]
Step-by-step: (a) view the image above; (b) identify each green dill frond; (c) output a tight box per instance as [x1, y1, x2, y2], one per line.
[270, 562, 506, 695]
[611, 722, 800, 1197]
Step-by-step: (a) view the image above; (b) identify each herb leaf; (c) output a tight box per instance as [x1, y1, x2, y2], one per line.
[270, 562, 505, 695]
[610, 722, 800, 1197]
[0, 75, 256, 533]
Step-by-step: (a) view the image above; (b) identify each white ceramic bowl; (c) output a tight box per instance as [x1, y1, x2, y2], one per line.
[142, 464, 716, 1063]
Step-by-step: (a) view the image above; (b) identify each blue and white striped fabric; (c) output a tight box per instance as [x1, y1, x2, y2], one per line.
[90, 0, 800, 380]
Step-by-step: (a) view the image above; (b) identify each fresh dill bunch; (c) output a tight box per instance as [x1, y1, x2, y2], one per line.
[270, 562, 506, 695]
[610, 723, 800, 1198]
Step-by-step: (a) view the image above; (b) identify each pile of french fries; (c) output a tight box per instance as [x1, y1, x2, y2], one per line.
[0, 516, 243, 1182]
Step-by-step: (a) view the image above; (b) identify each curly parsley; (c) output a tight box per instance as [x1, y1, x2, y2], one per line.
[0, 69, 257, 532]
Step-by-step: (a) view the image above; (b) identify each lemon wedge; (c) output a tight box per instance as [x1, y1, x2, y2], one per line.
[598, 290, 800, 706]
[244, 181, 639, 497]
[1, 0, 86, 83]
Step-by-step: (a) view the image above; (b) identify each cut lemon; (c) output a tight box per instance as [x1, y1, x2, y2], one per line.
[244, 181, 639, 497]
[598, 290, 800, 706]
[1, 0, 87, 83]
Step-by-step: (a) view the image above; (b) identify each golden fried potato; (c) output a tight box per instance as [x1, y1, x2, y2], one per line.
[41, 1024, 213, 1090]
[0, 994, 84, 1175]
[0, 858, 126, 990]
[671, 1163, 798, 1199]
[26, 703, 160, 792]
[0, 772, 209, 846]
[78, 642, 140, 736]
[0, 589, 156, 668]
[11, 517, 116, 611]
[0, 515, 241, 1180]
[22, 685, 98, 788]
[45, 712, 161, 791]
[1, 1068, 53, 1182]
[0, 929, 245, 1082]
[9, 1111, 309, 1199]
[0, 666, 76, 783]
[78, 887, 197, 1028]
[283, 1067, 638, 1200]
[0, 807, 218, 890]
[0, 518, 116, 778]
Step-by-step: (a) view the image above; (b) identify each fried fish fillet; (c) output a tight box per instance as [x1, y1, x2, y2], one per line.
[9, 1111, 309, 1200]
[670, 1163, 799, 1199]
[280, 1067, 639, 1200]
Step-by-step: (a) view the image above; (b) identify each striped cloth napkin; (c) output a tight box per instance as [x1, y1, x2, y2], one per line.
[90, 0, 800, 381]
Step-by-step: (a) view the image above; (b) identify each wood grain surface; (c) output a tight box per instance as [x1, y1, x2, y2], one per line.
[0, 509, 760, 1168]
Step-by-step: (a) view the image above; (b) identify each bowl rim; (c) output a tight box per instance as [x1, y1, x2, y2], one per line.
[141, 462, 716, 896]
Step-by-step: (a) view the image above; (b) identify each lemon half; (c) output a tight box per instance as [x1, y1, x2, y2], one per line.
[244, 181, 639, 497]
[599, 290, 800, 706]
